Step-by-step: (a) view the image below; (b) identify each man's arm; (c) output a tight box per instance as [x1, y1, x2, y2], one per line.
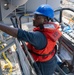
[0, 23, 18, 37]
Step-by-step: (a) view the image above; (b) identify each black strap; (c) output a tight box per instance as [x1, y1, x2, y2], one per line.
[29, 48, 55, 57]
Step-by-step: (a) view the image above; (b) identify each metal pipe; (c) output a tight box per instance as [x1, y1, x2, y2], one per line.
[15, 39, 30, 75]
[0, 0, 2, 21]
[0, 41, 14, 55]
[22, 41, 42, 75]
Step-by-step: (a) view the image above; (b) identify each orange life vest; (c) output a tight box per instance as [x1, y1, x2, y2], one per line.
[27, 22, 62, 62]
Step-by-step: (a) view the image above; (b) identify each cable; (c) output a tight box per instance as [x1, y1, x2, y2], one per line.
[1, 45, 13, 75]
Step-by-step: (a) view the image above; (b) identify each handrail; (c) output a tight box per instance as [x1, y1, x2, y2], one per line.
[54, 8, 74, 23]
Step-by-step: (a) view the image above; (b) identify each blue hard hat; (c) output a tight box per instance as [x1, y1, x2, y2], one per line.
[34, 4, 54, 19]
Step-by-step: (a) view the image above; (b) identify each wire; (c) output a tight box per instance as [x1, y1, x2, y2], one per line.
[2, 45, 13, 75]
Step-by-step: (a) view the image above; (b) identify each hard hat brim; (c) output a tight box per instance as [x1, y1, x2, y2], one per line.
[34, 11, 43, 15]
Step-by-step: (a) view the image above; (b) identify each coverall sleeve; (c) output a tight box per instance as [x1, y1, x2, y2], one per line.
[17, 29, 47, 49]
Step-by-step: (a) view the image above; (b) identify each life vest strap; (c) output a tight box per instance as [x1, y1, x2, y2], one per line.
[29, 48, 55, 57]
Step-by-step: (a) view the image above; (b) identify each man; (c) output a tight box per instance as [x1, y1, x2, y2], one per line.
[0, 4, 62, 75]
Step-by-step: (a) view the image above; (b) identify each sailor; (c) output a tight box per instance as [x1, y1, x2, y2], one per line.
[0, 4, 62, 75]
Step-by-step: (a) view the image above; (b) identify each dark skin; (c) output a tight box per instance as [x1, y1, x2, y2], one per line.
[0, 14, 48, 37]
[0, 23, 18, 37]
[33, 14, 49, 27]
